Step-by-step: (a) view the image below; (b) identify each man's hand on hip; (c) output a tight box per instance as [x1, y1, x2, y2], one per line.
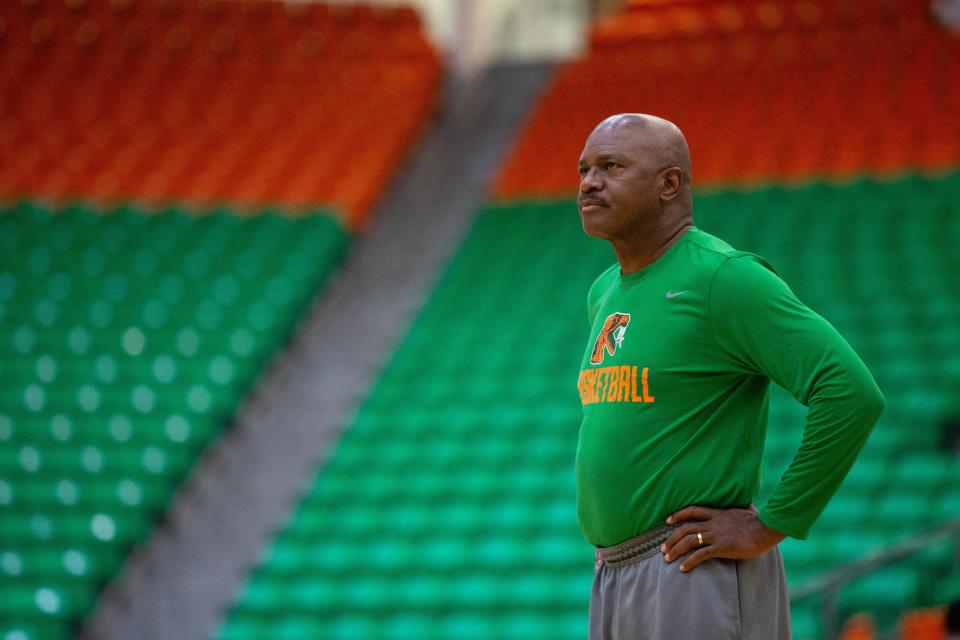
[660, 505, 786, 572]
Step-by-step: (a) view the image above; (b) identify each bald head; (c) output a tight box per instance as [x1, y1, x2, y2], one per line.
[577, 113, 694, 250]
[590, 113, 692, 188]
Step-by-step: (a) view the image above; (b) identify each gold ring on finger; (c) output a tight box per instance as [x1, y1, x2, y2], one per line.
[697, 532, 703, 546]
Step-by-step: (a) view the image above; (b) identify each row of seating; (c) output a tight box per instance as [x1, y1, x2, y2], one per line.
[218, 173, 960, 640]
[795, 590, 959, 640]
[0, 0, 440, 226]
[0, 200, 350, 640]
[1, 0, 431, 59]
[4, 0, 424, 30]
[607, 0, 927, 43]
[894, 605, 954, 640]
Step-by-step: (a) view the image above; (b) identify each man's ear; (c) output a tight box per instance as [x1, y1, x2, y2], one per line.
[660, 167, 682, 202]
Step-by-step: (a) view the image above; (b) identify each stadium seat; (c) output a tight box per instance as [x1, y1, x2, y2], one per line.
[897, 605, 948, 640]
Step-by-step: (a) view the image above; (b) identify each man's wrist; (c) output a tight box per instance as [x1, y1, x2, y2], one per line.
[754, 515, 787, 545]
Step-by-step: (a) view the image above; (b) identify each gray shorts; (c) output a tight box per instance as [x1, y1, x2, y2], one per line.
[589, 524, 791, 640]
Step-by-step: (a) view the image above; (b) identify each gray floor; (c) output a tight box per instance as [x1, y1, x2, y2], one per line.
[78, 63, 553, 640]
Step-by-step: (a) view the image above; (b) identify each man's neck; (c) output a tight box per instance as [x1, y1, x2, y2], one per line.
[612, 221, 693, 275]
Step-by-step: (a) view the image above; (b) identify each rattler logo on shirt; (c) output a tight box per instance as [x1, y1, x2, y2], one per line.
[581, 312, 654, 405]
[590, 312, 631, 365]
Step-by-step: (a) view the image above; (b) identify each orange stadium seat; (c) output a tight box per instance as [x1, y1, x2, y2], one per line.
[898, 606, 947, 640]
[839, 613, 877, 640]
[0, 0, 440, 228]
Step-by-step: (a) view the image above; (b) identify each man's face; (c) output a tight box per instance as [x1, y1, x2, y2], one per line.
[577, 124, 663, 241]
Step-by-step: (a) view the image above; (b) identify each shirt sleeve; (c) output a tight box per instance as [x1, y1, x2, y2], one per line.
[708, 254, 885, 539]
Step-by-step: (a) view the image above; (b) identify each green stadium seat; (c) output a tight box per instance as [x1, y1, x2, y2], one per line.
[872, 492, 932, 535]
[789, 603, 821, 640]
[893, 453, 958, 492]
[218, 613, 266, 640]
[935, 486, 960, 522]
[913, 537, 956, 585]
[841, 566, 922, 627]
[937, 574, 960, 602]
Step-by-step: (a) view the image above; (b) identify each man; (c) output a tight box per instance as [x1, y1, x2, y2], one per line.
[575, 114, 884, 639]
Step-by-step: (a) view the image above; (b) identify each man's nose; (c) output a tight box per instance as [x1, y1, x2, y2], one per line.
[580, 168, 602, 192]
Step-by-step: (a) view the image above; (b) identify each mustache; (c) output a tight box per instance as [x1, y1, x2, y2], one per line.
[578, 196, 608, 207]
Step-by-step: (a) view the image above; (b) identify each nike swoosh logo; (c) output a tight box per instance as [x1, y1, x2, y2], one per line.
[665, 290, 688, 299]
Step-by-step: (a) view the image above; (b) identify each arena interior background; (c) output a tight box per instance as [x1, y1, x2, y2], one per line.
[0, 1, 958, 639]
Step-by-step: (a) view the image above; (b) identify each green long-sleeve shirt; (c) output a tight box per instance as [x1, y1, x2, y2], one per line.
[575, 227, 884, 547]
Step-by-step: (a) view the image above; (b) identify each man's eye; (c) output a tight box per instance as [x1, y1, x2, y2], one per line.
[578, 167, 588, 176]
[604, 162, 619, 170]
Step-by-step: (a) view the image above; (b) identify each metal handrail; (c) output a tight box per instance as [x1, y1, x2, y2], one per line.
[789, 518, 960, 639]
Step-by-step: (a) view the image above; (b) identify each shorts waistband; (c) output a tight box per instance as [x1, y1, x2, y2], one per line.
[595, 523, 680, 568]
